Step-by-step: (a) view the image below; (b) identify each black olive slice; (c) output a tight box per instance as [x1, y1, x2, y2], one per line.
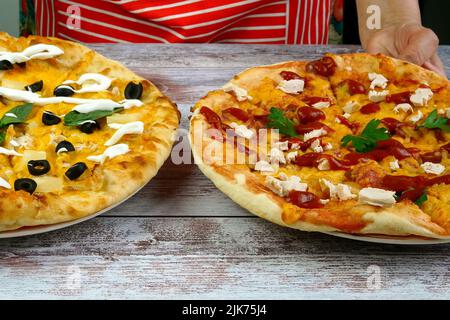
[79, 121, 99, 134]
[25, 80, 44, 92]
[65, 162, 88, 180]
[124, 82, 143, 100]
[55, 140, 75, 154]
[54, 85, 75, 97]
[27, 160, 51, 176]
[42, 111, 61, 125]
[0, 60, 13, 70]
[14, 178, 37, 194]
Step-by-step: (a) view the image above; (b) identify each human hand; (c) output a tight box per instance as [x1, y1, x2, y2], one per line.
[363, 22, 446, 78]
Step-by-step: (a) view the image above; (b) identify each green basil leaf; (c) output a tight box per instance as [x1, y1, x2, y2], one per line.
[0, 103, 33, 127]
[414, 191, 428, 207]
[64, 107, 123, 126]
[267, 107, 299, 137]
[0, 130, 6, 145]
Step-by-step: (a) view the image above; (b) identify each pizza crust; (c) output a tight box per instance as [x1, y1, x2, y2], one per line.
[190, 129, 338, 233]
[0, 33, 179, 231]
[190, 114, 449, 239]
[328, 52, 448, 88]
[190, 55, 450, 240]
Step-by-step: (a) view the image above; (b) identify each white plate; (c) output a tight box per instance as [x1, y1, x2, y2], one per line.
[324, 231, 450, 245]
[0, 184, 145, 239]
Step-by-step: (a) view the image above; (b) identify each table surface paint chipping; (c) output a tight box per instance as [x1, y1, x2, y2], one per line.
[1, 44, 449, 299]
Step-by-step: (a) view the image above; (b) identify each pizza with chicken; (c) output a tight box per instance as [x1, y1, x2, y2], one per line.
[190, 53, 450, 239]
[0, 33, 179, 232]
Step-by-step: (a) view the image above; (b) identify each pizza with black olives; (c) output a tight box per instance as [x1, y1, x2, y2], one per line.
[0, 33, 179, 232]
[190, 53, 450, 239]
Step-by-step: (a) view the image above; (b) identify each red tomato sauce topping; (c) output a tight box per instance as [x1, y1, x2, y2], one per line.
[200, 106, 222, 130]
[360, 102, 380, 114]
[302, 96, 331, 106]
[287, 191, 324, 209]
[295, 153, 350, 170]
[280, 70, 305, 81]
[386, 91, 411, 104]
[341, 79, 366, 95]
[295, 122, 333, 135]
[381, 118, 402, 134]
[420, 151, 442, 163]
[306, 56, 337, 77]
[336, 115, 359, 132]
[297, 106, 326, 123]
[344, 139, 417, 165]
[381, 174, 450, 202]
[222, 107, 250, 122]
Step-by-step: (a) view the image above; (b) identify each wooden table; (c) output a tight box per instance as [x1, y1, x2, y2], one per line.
[1, 44, 449, 299]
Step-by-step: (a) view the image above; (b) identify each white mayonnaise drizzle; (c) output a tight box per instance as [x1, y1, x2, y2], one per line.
[78, 120, 97, 125]
[0, 146, 22, 156]
[0, 86, 143, 112]
[0, 44, 63, 64]
[63, 73, 112, 93]
[105, 121, 144, 146]
[87, 144, 130, 164]
[9, 139, 20, 147]
[0, 176, 11, 189]
[73, 99, 143, 113]
[56, 147, 68, 154]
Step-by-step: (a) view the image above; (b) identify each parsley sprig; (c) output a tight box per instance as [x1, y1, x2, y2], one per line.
[414, 191, 428, 206]
[341, 119, 390, 153]
[267, 107, 298, 137]
[420, 109, 450, 132]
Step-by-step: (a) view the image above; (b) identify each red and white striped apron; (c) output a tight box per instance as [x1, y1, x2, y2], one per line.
[35, 0, 332, 44]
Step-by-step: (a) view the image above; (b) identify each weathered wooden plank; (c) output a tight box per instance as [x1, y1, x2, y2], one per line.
[90, 44, 364, 68]
[88, 43, 450, 72]
[105, 161, 252, 217]
[140, 67, 241, 103]
[1, 217, 449, 299]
